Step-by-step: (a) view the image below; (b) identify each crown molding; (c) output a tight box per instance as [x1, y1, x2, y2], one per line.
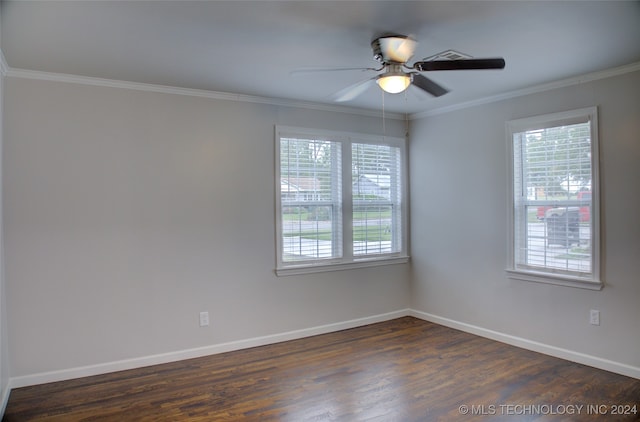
[411, 61, 640, 120]
[5, 68, 405, 120]
[7, 61, 638, 121]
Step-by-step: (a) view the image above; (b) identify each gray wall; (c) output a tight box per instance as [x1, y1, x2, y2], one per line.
[410, 70, 640, 369]
[0, 47, 9, 416]
[0, 5, 10, 407]
[3, 77, 411, 378]
[3, 66, 639, 385]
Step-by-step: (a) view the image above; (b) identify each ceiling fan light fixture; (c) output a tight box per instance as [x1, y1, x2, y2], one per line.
[376, 73, 411, 94]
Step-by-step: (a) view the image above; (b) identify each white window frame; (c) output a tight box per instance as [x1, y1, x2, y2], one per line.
[275, 126, 409, 276]
[506, 107, 602, 290]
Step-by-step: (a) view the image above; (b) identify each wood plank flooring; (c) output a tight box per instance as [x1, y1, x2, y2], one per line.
[4, 317, 640, 421]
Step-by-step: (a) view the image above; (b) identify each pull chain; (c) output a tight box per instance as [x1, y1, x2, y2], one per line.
[382, 89, 410, 141]
[404, 89, 410, 140]
[381, 88, 386, 141]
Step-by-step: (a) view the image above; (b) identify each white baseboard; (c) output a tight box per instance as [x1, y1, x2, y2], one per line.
[409, 309, 640, 380]
[8, 307, 638, 392]
[9, 309, 411, 389]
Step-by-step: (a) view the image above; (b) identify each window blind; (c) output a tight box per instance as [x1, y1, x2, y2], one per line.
[352, 143, 402, 256]
[280, 137, 342, 262]
[513, 120, 593, 276]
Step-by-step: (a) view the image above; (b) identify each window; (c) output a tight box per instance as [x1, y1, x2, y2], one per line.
[507, 107, 602, 289]
[276, 126, 408, 275]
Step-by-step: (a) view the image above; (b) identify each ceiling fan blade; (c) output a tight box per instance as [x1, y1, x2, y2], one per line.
[414, 58, 506, 71]
[411, 74, 449, 97]
[333, 77, 376, 102]
[290, 67, 379, 76]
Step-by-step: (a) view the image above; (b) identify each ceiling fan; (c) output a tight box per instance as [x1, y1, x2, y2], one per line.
[323, 35, 505, 102]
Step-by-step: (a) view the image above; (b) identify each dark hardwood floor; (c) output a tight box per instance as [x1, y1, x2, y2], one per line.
[4, 317, 640, 421]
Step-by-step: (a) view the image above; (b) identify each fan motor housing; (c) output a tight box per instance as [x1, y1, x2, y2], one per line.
[371, 38, 386, 63]
[371, 35, 415, 64]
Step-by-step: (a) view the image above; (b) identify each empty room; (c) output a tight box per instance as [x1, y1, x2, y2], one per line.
[0, 1, 639, 420]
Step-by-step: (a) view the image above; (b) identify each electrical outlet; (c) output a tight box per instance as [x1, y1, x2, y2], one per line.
[589, 309, 600, 326]
[199, 311, 210, 327]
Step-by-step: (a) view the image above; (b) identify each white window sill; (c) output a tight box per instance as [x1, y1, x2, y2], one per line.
[276, 256, 410, 276]
[506, 269, 603, 291]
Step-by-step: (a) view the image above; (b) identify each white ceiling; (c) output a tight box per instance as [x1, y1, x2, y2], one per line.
[2, 1, 640, 114]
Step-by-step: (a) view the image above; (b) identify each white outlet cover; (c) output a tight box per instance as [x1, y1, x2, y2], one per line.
[199, 311, 210, 327]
